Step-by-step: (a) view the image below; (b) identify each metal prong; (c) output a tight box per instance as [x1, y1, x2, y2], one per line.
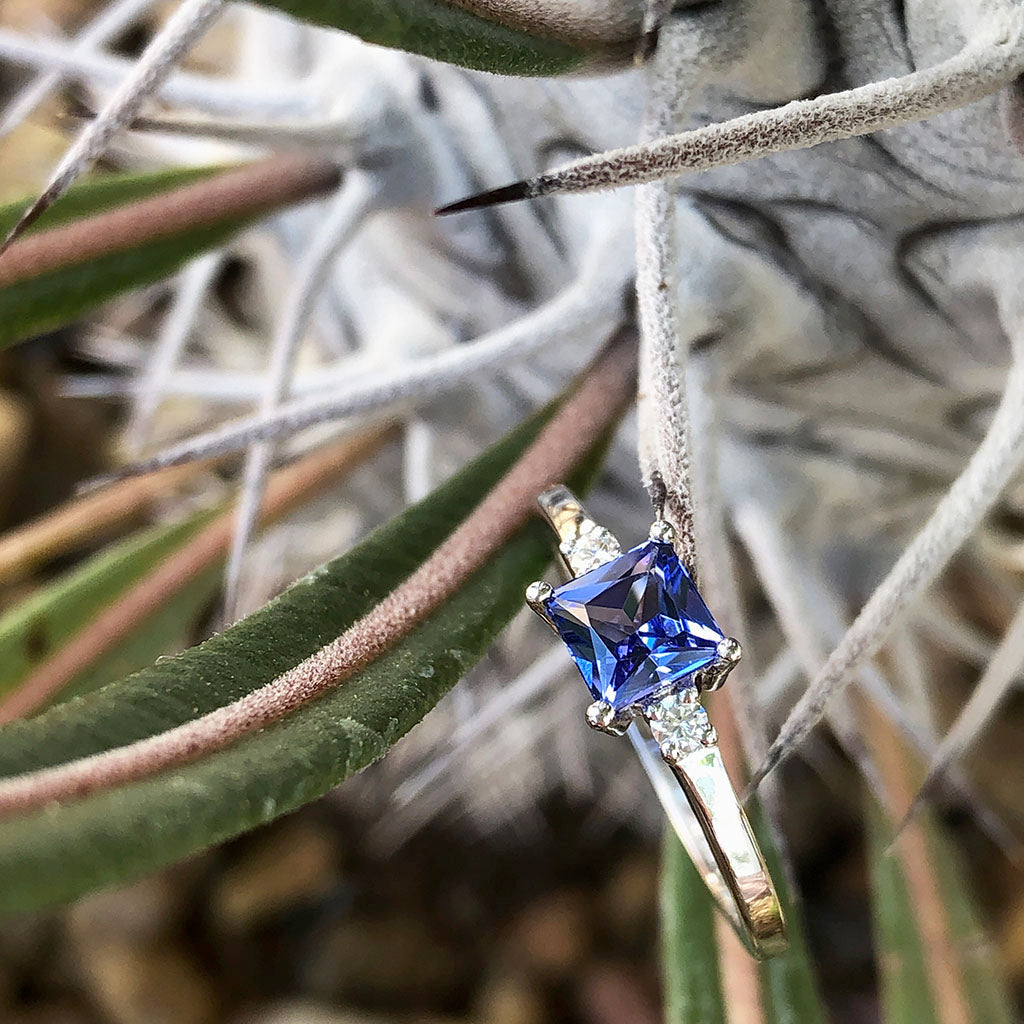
[649, 519, 675, 543]
[525, 580, 558, 634]
[702, 724, 719, 747]
[697, 637, 743, 692]
[717, 637, 742, 667]
[658, 740, 678, 763]
[585, 700, 632, 736]
[642, 686, 697, 723]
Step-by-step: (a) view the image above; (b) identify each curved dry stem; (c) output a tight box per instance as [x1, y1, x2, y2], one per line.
[684, 372, 778, 814]
[116, 111, 350, 146]
[631, 12, 773, 781]
[732, 503, 888, 802]
[635, 17, 712, 575]
[914, 597, 996, 667]
[0, 335, 636, 816]
[224, 174, 379, 622]
[0, 27, 307, 118]
[748, 353, 1024, 793]
[732, 497, 1022, 858]
[125, 250, 226, 454]
[88, 211, 634, 485]
[902, 598, 1024, 829]
[438, 11, 1024, 212]
[0, 0, 158, 141]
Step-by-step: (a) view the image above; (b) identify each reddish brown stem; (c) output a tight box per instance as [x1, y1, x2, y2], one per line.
[712, 689, 768, 1024]
[0, 154, 341, 288]
[0, 423, 395, 723]
[861, 696, 972, 1024]
[0, 334, 635, 814]
[0, 460, 210, 588]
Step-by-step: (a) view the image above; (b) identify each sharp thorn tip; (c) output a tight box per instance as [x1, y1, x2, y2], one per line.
[435, 180, 533, 216]
[0, 190, 58, 261]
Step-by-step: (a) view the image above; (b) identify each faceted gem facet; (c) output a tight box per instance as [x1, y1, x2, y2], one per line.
[545, 539, 724, 711]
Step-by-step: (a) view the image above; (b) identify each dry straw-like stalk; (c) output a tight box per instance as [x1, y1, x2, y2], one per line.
[0, 0, 158, 141]
[439, 7, 1024, 210]
[749, 331, 1024, 793]
[0, 422, 397, 723]
[223, 173, 382, 622]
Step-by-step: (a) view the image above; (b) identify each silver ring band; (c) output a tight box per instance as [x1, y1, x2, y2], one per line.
[527, 485, 787, 959]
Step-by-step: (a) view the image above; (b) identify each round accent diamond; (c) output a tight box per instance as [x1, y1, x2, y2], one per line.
[646, 691, 714, 760]
[559, 520, 621, 575]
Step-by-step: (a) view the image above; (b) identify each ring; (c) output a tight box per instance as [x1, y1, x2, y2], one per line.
[526, 485, 788, 960]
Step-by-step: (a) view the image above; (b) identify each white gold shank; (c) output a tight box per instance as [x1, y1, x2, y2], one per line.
[532, 484, 786, 958]
[628, 722, 787, 959]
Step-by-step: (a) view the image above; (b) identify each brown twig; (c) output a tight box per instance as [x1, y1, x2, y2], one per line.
[0, 154, 341, 288]
[0, 460, 210, 588]
[0, 422, 396, 724]
[0, 333, 635, 813]
[861, 696, 972, 1024]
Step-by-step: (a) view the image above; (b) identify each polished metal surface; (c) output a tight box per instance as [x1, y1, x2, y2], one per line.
[529, 485, 788, 960]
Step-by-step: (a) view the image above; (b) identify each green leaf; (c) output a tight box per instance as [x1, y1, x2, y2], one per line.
[0, 166, 244, 349]
[925, 822, 1017, 1024]
[659, 800, 828, 1023]
[867, 796, 1017, 1024]
[0, 511, 215, 705]
[0, 398, 609, 914]
[249, 0, 590, 75]
[661, 829, 726, 1024]
[754, 806, 830, 1024]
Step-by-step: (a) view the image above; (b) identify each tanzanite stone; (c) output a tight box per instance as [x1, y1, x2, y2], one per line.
[545, 539, 724, 712]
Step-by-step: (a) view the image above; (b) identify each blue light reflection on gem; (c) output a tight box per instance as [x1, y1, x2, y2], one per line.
[545, 539, 724, 711]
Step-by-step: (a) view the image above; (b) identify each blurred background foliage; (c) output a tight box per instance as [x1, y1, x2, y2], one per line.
[0, 1, 1022, 1023]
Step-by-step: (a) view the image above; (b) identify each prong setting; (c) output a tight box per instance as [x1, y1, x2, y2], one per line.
[659, 739, 680, 762]
[649, 519, 675, 543]
[585, 700, 632, 736]
[643, 686, 696, 722]
[717, 637, 743, 665]
[525, 579, 553, 610]
[646, 688, 718, 763]
[695, 636, 743, 692]
[525, 580, 558, 634]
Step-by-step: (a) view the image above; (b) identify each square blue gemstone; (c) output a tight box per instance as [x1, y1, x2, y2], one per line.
[545, 539, 724, 712]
